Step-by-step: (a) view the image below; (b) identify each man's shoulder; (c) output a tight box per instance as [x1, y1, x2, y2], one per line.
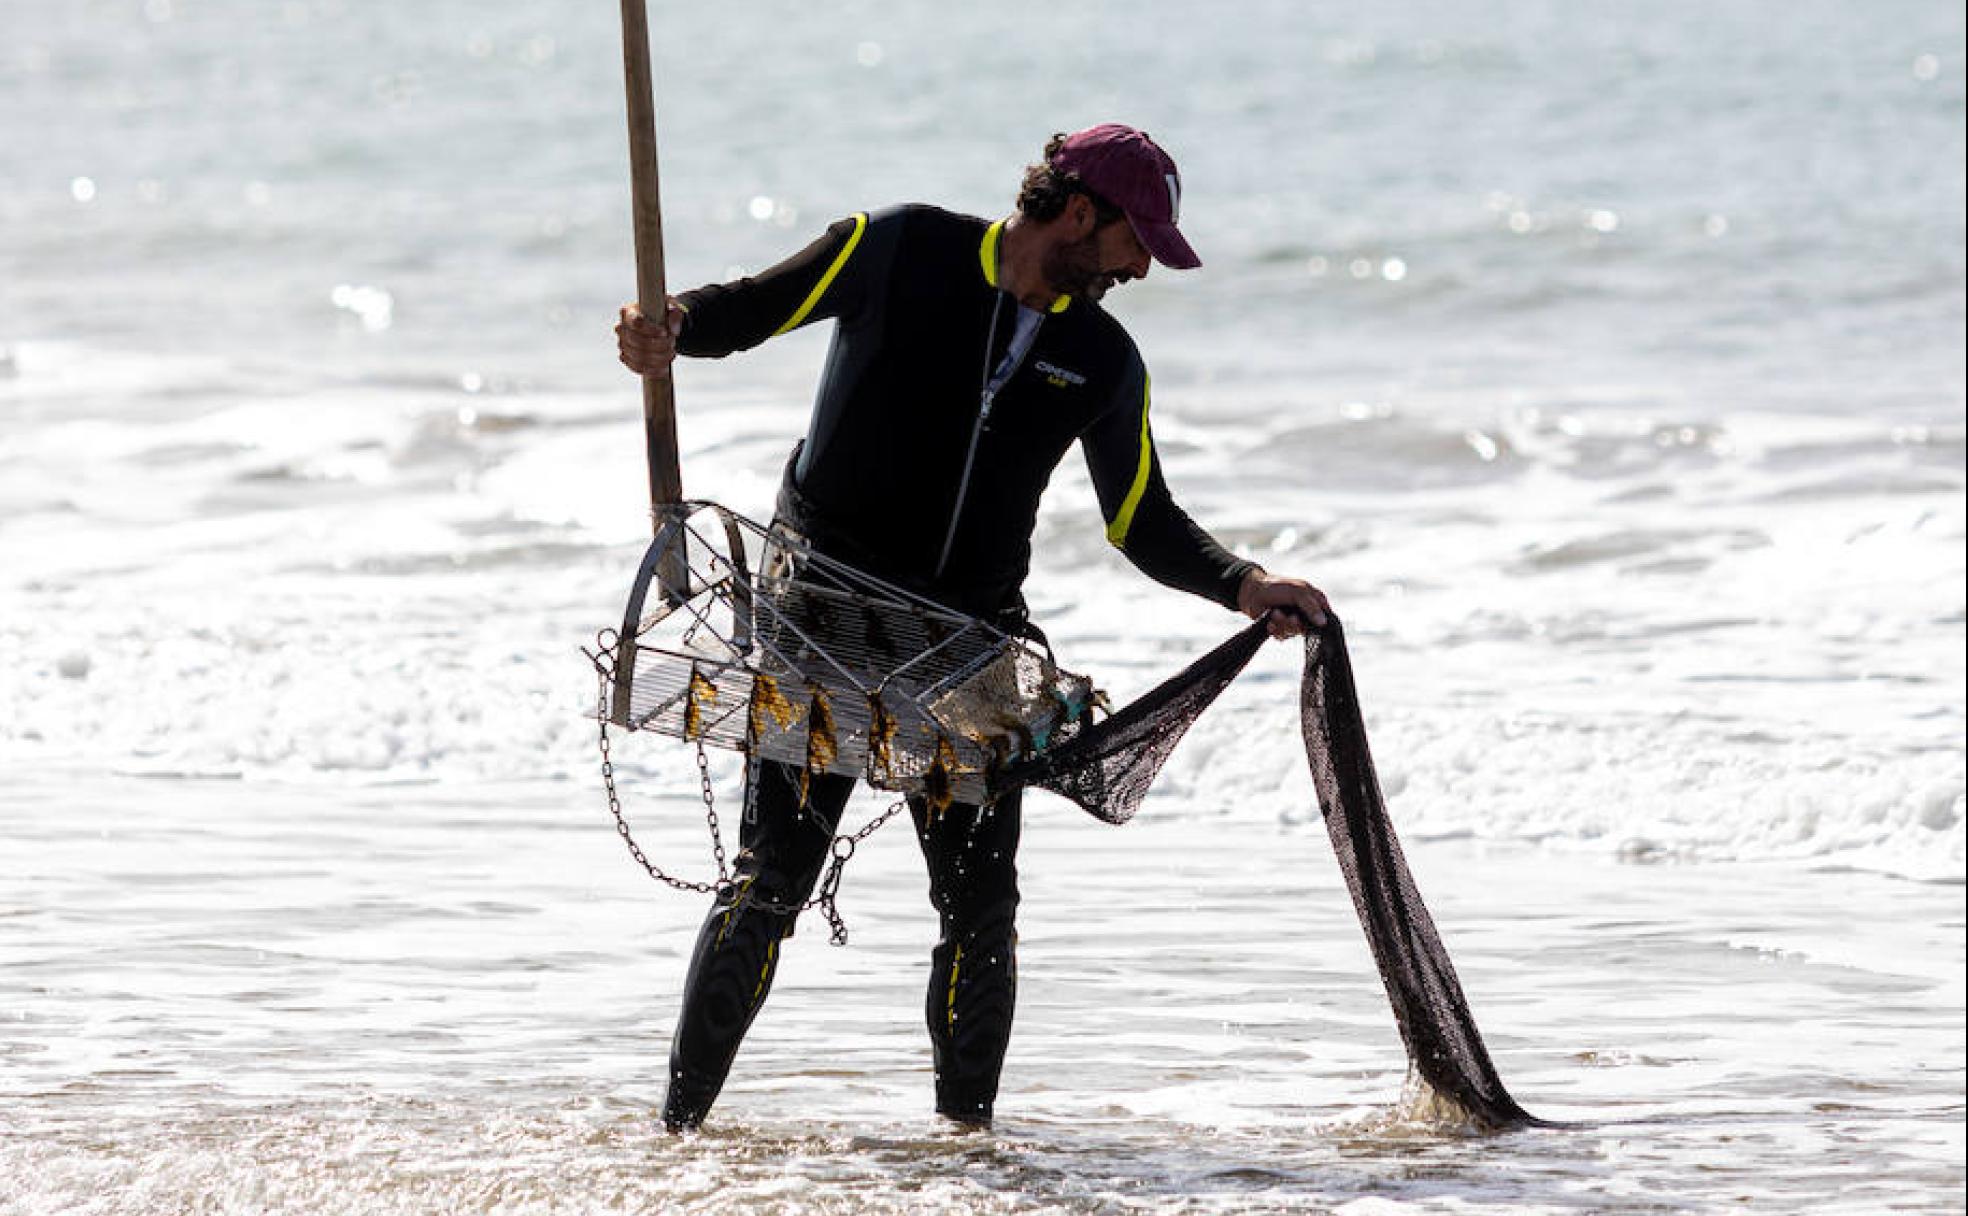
[865, 202, 987, 241]
[1064, 300, 1144, 381]
[837, 204, 989, 286]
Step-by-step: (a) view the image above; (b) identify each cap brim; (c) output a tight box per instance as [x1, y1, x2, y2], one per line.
[1131, 217, 1202, 270]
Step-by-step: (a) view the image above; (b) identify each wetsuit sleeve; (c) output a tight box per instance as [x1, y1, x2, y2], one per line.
[674, 212, 873, 357]
[1082, 358, 1256, 609]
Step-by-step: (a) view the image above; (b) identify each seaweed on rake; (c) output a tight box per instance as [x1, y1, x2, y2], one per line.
[683, 666, 718, 741]
[866, 693, 899, 785]
[748, 671, 798, 746]
[923, 736, 958, 817]
[805, 684, 839, 776]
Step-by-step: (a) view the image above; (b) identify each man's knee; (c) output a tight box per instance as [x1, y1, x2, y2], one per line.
[920, 799, 1023, 921]
[715, 853, 809, 941]
[928, 855, 1020, 931]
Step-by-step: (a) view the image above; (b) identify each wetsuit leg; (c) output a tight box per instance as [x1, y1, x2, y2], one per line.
[663, 758, 854, 1130]
[912, 788, 1023, 1124]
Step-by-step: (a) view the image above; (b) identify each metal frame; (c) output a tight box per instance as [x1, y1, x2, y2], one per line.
[589, 503, 1093, 805]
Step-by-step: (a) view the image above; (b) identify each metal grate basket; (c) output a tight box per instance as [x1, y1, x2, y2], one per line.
[588, 504, 1096, 807]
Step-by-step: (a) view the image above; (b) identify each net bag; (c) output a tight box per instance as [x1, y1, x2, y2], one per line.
[991, 622, 1268, 823]
[1300, 619, 1543, 1129]
[589, 503, 1098, 807]
[995, 615, 1544, 1130]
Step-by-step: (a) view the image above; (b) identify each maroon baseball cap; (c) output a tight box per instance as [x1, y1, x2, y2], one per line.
[1050, 123, 1201, 270]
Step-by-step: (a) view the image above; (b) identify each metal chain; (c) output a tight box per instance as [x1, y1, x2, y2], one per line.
[598, 695, 726, 897]
[707, 796, 909, 945]
[694, 736, 729, 883]
[811, 797, 908, 946]
[597, 661, 908, 944]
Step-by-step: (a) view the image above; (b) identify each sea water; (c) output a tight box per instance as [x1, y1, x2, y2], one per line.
[2, 1, 1962, 1212]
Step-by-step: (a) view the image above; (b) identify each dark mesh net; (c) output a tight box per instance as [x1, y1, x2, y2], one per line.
[999, 616, 1542, 1130]
[1300, 619, 1542, 1130]
[991, 623, 1270, 824]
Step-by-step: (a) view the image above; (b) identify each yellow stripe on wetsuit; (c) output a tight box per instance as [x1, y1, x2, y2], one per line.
[772, 212, 868, 336]
[980, 222, 1003, 287]
[752, 939, 777, 1007]
[1105, 372, 1155, 547]
[946, 944, 963, 1030]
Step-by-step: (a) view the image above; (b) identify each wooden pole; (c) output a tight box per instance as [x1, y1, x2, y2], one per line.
[619, 0, 684, 520]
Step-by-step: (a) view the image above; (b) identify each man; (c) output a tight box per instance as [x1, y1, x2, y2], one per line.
[616, 124, 1330, 1130]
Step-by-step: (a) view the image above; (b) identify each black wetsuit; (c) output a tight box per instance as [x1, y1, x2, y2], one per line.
[662, 204, 1253, 1128]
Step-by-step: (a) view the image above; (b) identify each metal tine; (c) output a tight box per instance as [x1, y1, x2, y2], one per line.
[661, 584, 753, 664]
[626, 661, 699, 731]
[634, 661, 752, 745]
[626, 656, 720, 727]
[865, 609, 980, 684]
[638, 518, 773, 668]
[747, 591, 882, 696]
[694, 692, 751, 746]
[736, 525, 1016, 693]
[906, 622, 1002, 697]
[666, 602, 744, 663]
[780, 591, 979, 694]
[644, 590, 870, 708]
[757, 522, 994, 631]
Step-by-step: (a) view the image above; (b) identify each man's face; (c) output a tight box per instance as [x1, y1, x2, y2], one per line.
[1044, 215, 1154, 302]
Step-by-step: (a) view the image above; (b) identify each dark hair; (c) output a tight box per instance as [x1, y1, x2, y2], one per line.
[1016, 133, 1126, 225]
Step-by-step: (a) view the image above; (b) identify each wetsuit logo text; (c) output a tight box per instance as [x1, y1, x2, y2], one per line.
[1033, 360, 1086, 388]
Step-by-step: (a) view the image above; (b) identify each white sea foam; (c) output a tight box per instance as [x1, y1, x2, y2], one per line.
[3, 338, 1959, 882]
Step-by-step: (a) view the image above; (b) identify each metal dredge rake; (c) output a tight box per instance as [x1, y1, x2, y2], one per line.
[593, 21, 1092, 929]
[588, 503, 1097, 810]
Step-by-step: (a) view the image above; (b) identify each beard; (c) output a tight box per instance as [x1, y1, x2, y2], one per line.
[1042, 230, 1134, 302]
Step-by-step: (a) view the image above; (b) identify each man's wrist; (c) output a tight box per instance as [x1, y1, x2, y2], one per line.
[1236, 566, 1269, 616]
